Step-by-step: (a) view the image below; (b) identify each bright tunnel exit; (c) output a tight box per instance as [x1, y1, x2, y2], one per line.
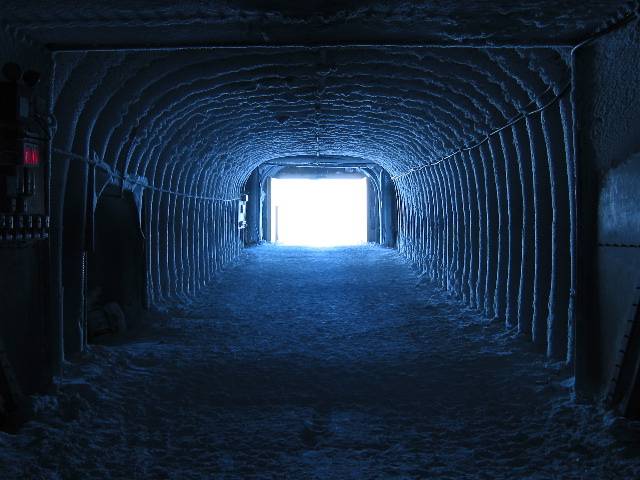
[270, 177, 368, 247]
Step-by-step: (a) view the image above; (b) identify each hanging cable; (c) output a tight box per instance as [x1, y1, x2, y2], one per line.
[391, 9, 638, 181]
[51, 147, 239, 202]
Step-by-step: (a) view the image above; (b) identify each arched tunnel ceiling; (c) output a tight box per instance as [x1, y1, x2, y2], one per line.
[1, 1, 635, 196]
[48, 46, 572, 196]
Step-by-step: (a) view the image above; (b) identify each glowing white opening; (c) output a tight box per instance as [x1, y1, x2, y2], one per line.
[270, 177, 368, 247]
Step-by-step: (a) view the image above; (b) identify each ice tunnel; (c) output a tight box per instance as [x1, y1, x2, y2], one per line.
[1, 0, 640, 423]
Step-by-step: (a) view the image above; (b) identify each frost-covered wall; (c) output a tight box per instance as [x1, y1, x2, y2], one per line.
[395, 94, 575, 362]
[50, 52, 244, 352]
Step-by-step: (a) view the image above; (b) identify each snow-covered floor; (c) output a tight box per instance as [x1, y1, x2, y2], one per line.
[2, 244, 640, 479]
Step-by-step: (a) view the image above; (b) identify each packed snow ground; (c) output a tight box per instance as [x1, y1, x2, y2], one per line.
[2, 244, 640, 479]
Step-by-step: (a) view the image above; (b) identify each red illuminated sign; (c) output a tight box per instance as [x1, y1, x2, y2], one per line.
[23, 143, 39, 166]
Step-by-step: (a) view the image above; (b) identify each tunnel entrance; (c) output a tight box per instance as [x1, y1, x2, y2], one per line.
[270, 177, 367, 247]
[86, 189, 146, 342]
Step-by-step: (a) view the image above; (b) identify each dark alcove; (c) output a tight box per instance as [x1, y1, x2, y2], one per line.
[87, 188, 145, 342]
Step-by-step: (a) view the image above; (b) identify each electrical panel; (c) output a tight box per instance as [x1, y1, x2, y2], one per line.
[0, 63, 49, 242]
[238, 194, 248, 229]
